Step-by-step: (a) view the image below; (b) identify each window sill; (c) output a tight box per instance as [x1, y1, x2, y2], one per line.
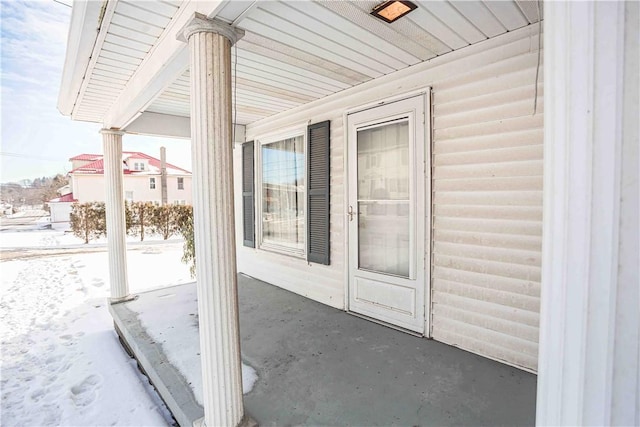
[258, 242, 305, 260]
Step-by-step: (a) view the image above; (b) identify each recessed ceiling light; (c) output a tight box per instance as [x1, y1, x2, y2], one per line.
[371, 1, 418, 24]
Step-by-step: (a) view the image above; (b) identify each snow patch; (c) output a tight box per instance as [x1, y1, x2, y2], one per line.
[130, 284, 258, 405]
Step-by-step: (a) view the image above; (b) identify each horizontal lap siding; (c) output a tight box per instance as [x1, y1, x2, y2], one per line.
[239, 25, 542, 370]
[431, 41, 543, 372]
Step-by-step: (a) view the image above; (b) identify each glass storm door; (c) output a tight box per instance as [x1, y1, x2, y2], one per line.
[347, 95, 427, 333]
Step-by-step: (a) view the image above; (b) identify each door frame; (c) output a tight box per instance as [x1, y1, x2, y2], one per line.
[342, 88, 432, 337]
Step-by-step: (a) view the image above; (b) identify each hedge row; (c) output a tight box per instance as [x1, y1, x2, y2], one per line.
[70, 202, 195, 275]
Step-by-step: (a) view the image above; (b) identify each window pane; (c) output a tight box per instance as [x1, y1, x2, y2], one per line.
[357, 121, 409, 200]
[358, 201, 410, 277]
[262, 136, 305, 251]
[356, 120, 410, 277]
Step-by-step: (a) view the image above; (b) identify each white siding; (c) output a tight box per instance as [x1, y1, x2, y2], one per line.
[49, 202, 73, 228]
[430, 35, 543, 374]
[72, 174, 192, 205]
[237, 25, 543, 371]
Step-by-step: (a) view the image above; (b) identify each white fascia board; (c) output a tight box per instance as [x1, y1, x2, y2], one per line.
[58, 0, 106, 116]
[103, 0, 227, 129]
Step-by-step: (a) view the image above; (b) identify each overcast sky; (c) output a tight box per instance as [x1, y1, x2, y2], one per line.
[0, 0, 192, 184]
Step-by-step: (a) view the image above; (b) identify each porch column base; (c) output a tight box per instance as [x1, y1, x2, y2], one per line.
[109, 294, 137, 305]
[192, 414, 257, 427]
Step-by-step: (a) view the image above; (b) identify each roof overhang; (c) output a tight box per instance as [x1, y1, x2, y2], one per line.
[57, 0, 105, 116]
[58, 0, 542, 135]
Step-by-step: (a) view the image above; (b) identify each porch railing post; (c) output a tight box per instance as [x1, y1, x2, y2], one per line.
[101, 128, 130, 302]
[178, 14, 247, 427]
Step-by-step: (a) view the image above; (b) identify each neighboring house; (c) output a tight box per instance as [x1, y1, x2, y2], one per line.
[68, 151, 192, 205]
[57, 2, 638, 427]
[48, 151, 191, 228]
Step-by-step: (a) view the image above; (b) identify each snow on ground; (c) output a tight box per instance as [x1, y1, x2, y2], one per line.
[1, 228, 193, 426]
[0, 226, 180, 250]
[129, 284, 258, 406]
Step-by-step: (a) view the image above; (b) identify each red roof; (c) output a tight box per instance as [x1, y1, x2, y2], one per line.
[71, 159, 104, 174]
[49, 193, 77, 203]
[69, 153, 101, 161]
[69, 152, 190, 175]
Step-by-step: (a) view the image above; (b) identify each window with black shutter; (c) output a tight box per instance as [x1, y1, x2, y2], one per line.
[243, 122, 330, 264]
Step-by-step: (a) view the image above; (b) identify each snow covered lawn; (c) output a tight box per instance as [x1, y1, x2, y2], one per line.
[1, 228, 192, 426]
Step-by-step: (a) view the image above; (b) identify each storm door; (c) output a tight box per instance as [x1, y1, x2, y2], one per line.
[347, 94, 427, 333]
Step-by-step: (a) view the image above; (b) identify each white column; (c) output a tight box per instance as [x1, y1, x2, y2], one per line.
[538, 2, 639, 426]
[178, 14, 247, 427]
[101, 129, 130, 302]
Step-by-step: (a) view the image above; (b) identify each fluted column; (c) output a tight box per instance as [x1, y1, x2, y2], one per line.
[537, 2, 639, 425]
[101, 129, 130, 302]
[178, 14, 246, 427]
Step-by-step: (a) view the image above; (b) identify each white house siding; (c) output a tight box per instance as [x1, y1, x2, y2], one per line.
[237, 25, 543, 371]
[72, 174, 192, 205]
[49, 202, 73, 230]
[72, 174, 106, 202]
[166, 175, 192, 204]
[430, 56, 543, 372]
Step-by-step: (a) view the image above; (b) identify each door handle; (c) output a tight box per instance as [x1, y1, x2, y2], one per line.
[348, 205, 355, 221]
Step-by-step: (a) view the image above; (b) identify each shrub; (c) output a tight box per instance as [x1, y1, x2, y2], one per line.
[174, 204, 195, 277]
[70, 202, 106, 244]
[129, 202, 155, 241]
[150, 204, 180, 240]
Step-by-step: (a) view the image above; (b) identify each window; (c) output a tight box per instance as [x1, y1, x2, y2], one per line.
[242, 121, 330, 264]
[177, 177, 184, 190]
[133, 162, 145, 171]
[125, 191, 134, 202]
[150, 177, 156, 189]
[259, 133, 305, 255]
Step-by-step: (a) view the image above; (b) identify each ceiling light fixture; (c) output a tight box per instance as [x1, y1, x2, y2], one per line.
[370, 0, 417, 23]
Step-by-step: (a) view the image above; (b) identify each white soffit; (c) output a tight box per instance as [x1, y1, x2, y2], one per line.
[69, 0, 542, 127]
[70, 0, 180, 122]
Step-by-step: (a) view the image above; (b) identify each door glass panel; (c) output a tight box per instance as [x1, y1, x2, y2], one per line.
[357, 121, 409, 200]
[358, 201, 410, 277]
[357, 120, 410, 277]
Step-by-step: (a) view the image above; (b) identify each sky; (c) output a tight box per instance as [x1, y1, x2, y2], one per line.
[0, 0, 192, 184]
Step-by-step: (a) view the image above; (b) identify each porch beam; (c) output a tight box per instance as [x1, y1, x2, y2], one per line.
[178, 14, 247, 427]
[101, 129, 130, 302]
[538, 2, 639, 425]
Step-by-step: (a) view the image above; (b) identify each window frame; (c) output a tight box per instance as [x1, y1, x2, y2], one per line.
[255, 125, 308, 258]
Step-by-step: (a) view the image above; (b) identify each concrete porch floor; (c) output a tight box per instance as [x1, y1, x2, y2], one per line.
[111, 275, 537, 426]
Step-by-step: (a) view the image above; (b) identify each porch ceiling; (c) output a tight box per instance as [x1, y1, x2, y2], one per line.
[60, 0, 542, 130]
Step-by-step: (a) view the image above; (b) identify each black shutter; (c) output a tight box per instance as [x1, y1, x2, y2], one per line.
[242, 141, 255, 248]
[307, 121, 330, 265]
